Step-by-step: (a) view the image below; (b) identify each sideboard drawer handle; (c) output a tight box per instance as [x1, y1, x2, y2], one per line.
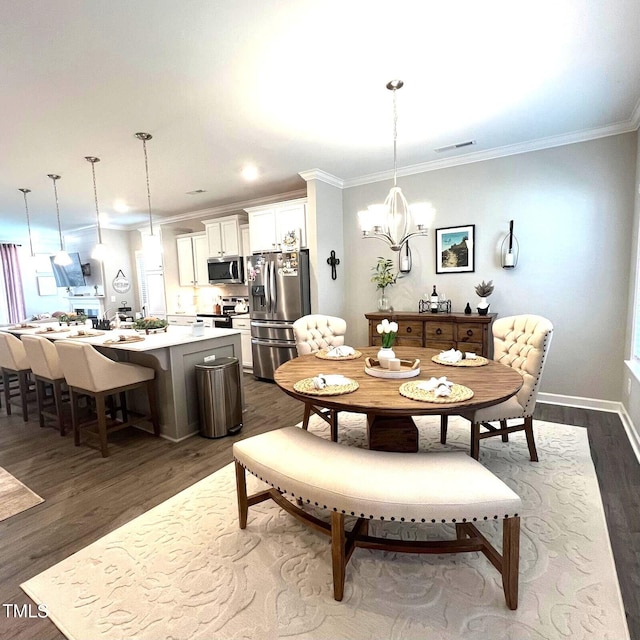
[406, 327, 412, 333]
[467, 329, 473, 337]
[436, 328, 442, 335]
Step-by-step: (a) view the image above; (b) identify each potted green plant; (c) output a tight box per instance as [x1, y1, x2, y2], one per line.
[58, 312, 88, 326]
[134, 316, 169, 334]
[474, 280, 494, 315]
[371, 257, 397, 311]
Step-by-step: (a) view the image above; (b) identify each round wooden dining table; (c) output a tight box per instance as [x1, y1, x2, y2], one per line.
[274, 346, 523, 452]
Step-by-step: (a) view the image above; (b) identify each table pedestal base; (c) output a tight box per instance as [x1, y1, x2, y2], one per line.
[367, 415, 419, 453]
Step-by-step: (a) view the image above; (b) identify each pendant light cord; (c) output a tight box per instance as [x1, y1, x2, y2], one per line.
[49, 175, 64, 251]
[140, 136, 154, 236]
[392, 86, 398, 188]
[87, 158, 103, 244]
[19, 188, 34, 256]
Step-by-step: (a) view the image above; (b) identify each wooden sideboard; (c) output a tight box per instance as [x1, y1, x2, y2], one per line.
[365, 312, 497, 358]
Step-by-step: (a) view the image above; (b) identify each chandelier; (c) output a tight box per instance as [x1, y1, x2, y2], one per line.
[48, 174, 72, 266]
[86, 156, 107, 261]
[358, 80, 436, 251]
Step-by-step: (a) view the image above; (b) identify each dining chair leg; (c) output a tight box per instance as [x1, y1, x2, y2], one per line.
[440, 415, 448, 444]
[523, 416, 538, 462]
[329, 410, 338, 443]
[96, 393, 109, 458]
[500, 419, 509, 442]
[302, 403, 312, 430]
[119, 391, 128, 422]
[470, 422, 481, 459]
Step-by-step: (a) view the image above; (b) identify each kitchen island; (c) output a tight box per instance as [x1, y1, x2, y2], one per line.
[3, 324, 243, 441]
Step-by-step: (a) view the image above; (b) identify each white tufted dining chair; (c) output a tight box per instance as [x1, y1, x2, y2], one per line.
[293, 314, 347, 441]
[55, 340, 160, 457]
[22, 335, 68, 435]
[0, 332, 33, 421]
[440, 314, 554, 460]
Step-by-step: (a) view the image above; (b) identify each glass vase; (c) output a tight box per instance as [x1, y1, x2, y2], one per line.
[377, 292, 390, 312]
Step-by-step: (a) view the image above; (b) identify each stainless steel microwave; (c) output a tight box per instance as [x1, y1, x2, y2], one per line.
[207, 256, 244, 284]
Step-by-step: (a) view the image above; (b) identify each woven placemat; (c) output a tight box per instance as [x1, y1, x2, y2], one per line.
[315, 348, 362, 360]
[104, 335, 145, 344]
[68, 331, 105, 338]
[431, 354, 489, 367]
[35, 327, 70, 334]
[399, 381, 474, 403]
[10, 324, 38, 329]
[293, 377, 359, 396]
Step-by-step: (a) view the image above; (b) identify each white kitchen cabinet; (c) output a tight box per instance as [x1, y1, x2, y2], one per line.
[232, 315, 253, 370]
[166, 314, 197, 326]
[245, 198, 307, 254]
[203, 214, 246, 258]
[176, 233, 209, 287]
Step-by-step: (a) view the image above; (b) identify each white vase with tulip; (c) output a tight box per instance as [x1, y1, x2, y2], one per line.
[376, 319, 398, 368]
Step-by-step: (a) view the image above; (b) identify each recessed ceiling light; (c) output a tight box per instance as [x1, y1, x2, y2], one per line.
[186, 189, 207, 195]
[242, 164, 259, 181]
[113, 199, 129, 213]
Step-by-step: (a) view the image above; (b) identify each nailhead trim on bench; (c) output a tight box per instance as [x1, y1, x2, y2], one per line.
[234, 459, 519, 522]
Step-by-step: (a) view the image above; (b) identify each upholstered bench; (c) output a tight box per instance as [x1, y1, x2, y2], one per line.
[233, 427, 522, 608]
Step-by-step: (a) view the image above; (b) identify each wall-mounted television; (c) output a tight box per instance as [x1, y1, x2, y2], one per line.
[49, 252, 87, 287]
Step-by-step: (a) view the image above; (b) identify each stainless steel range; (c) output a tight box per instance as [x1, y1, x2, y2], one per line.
[197, 297, 249, 328]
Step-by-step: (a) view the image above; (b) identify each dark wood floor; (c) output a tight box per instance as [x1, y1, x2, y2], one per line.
[0, 380, 638, 639]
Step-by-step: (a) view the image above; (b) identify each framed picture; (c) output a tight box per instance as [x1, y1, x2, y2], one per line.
[435, 224, 475, 274]
[37, 276, 58, 296]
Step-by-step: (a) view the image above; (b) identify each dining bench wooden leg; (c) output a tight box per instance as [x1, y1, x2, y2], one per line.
[235, 461, 248, 529]
[331, 511, 346, 601]
[440, 415, 448, 444]
[502, 516, 520, 610]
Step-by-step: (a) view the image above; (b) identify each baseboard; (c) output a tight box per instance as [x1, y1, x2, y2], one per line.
[539, 392, 640, 464]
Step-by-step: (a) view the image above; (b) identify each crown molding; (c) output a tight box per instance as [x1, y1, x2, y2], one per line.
[298, 169, 344, 188]
[343, 119, 640, 189]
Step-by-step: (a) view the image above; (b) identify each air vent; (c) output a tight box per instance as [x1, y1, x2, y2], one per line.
[434, 140, 476, 153]
[186, 189, 207, 195]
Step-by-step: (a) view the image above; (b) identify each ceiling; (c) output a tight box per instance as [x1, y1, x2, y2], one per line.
[2, 0, 639, 241]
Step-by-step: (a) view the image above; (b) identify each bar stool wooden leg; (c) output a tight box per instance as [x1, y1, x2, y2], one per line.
[35, 378, 46, 427]
[53, 380, 66, 435]
[146, 380, 160, 436]
[95, 393, 109, 458]
[18, 371, 29, 421]
[3, 371, 12, 415]
[70, 389, 81, 446]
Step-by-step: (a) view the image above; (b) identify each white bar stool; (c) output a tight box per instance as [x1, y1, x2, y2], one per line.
[55, 341, 160, 457]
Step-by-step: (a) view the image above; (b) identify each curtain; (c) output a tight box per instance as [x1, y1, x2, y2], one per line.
[0, 244, 26, 323]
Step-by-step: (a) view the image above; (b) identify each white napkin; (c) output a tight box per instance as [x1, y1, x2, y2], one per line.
[417, 376, 454, 397]
[325, 345, 355, 358]
[439, 348, 463, 363]
[464, 352, 477, 359]
[312, 374, 350, 389]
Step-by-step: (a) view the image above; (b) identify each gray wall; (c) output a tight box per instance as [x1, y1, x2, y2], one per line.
[341, 133, 637, 402]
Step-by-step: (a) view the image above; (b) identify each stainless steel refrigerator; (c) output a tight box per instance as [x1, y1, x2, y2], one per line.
[249, 249, 311, 380]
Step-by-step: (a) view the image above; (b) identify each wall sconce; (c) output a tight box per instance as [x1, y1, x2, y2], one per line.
[501, 219, 519, 269]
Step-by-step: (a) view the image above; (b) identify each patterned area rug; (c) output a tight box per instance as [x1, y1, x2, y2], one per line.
[0, 466, 43, 522]
[21, 415, 629, 640]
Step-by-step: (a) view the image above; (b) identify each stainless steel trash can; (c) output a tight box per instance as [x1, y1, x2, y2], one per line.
[195, 356, 243, 438]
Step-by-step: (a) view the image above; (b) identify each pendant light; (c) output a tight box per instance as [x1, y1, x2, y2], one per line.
[135, 132, 162, 265]
[358, 80, 436, 251]
[48, 174, 71, 266]
[18, 188, 35, 257]
[85, 156, 107, 261]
